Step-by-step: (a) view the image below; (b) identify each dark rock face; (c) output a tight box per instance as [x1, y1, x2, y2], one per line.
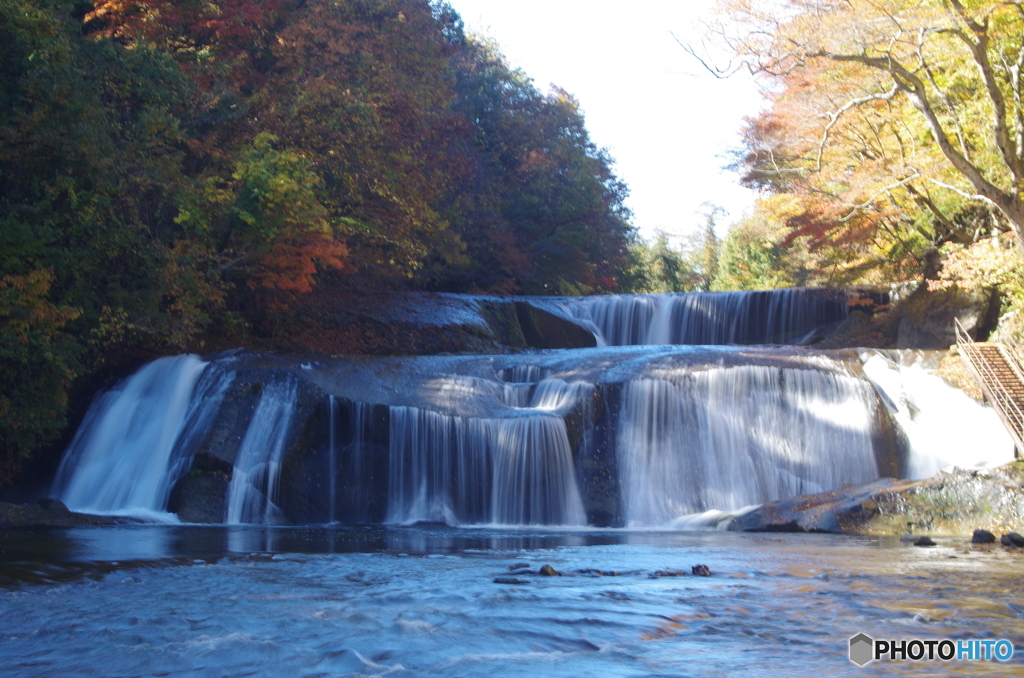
[513, 301, 596, 349]
[36, 497, 68, 512]
[691, 564, 711, 576]
[897, 285, 999, 349]
[0, 501, 120, 527]
[573, 384, 623, 528]
[972, 529, 997, 544]
[167, 474, 229, 524]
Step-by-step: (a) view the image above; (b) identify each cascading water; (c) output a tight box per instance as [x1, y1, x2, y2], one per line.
[615, 362, 881, 526]
[556, 289, 850, 346]
[386, 375, 588, 526]
[860, 350, 1015, 477]
[52, 355, 215, 518]
[45, 288, 1011, 530]
[328, 395, 337, 524]
[225, 378, 299, 524]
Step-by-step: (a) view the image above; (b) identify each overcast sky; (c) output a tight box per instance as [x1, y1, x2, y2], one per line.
[446, 0, 764, 243]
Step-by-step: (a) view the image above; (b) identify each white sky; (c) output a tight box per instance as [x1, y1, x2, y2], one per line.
[446, 0, 764, 242]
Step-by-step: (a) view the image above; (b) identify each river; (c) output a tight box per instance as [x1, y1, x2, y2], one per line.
[2, 525, 1022, 676]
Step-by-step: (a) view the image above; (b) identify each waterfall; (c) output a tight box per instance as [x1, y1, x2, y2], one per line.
[225, 378, 299, 524]
[46, 332, 1009, 528]
[387, 408, 586, 526]
[52, 355, 214, 518]
[328, 395, 337, 524]
[386, 375, 589, 526]
[616, 362, 880, 526]
[860, 350, 1015, 477]
[558, 289, 850, 346]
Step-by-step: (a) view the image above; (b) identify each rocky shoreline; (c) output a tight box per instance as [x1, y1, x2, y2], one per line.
[0, 498, 126, 528]
[730, 463, 1024, 537]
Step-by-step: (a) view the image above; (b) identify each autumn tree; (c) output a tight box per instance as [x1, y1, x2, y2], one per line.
[701, 0, 1024, 279]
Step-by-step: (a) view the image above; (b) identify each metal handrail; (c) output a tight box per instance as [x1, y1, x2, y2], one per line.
[955, 318, 1024, 458]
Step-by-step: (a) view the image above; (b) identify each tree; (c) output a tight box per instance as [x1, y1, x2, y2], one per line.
[700, 0, 1024, 267]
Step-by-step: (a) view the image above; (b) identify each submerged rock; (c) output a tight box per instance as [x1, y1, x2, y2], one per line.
[538, 564, 561, 576]
[913, 536, 937, 547]
[493, 577, 530, 585]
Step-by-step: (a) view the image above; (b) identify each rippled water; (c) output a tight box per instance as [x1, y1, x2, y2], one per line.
[2, 526, 1023, 677]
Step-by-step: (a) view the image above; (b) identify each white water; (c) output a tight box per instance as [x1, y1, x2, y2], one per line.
[225, 379, 299, 524]
[387, 375, 589, 525]
[557, 289, 849, 346]
[616, 362, 880, 526]
[860, 350, 1015, 477]
[388, 414, 586, 525]
[328, 395, 337, 524]
[52, 355, 210, 515]
[48, 342, 1014, 528]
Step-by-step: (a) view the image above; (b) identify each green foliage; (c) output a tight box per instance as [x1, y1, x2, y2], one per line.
[0, 0, 643, 485]
[0, 269, 80, 483]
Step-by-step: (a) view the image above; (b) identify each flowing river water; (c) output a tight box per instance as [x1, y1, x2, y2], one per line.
[2, 525, 1023, 676]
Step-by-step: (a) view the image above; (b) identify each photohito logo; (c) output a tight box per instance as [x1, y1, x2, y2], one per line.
[849, 633, 1014, 666]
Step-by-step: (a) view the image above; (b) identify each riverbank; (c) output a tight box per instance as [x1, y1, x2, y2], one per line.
[732, 463, 1024, 537]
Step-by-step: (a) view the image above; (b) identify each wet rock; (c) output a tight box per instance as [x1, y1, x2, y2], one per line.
[507, 563, 531, 571]
[730, 465, 1024, 537]
[0, 501, 119, 527]
[691, 564, 711, 576]
[168, 473, 229, 523]
[729, 478, 903, 533]
[972, 529, 997, 544]
[493, 577, 529, 585]
[652, 570, 686, 578]
[36, 498, 69, 513]
[913, 536, 937, 547]
[1001, 532, 1024, 547]
[513, 301, 596, 350]
[577, 568, 621, 577]
[538, 564, 561, 576]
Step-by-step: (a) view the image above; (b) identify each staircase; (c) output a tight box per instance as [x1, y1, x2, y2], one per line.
[955, 318, 1024, 458]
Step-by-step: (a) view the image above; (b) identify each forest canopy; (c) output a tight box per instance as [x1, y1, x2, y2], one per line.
[0, 0, 640, 480]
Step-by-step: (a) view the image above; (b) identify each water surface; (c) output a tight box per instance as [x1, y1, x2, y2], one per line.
[2, 526, 1022, 676]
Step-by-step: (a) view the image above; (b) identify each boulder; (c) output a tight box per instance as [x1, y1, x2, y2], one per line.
[0, 501, 120, 527]
[730, 465, 1024, 537]
[513, 301, 596, 350]
[972, 529, 997, 544]
[1001, 532, 1024, 547]
[168, 473, 229, 524]
[897, 285, 999, 349]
